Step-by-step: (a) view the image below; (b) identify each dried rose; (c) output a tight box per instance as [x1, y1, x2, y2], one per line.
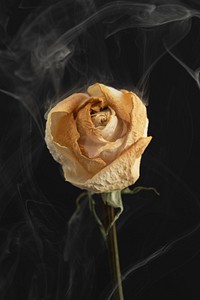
[45, 83, 152, 193]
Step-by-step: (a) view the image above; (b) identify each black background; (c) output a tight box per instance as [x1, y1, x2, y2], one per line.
[1, 0, 200, 299]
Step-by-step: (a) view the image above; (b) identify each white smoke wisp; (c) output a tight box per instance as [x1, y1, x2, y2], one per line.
[0, 0, 200, 299]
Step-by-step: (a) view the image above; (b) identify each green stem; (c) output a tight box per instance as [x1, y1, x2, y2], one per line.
[103, 202, 124, 300]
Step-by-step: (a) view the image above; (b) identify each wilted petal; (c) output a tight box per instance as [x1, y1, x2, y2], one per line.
[76, 102, 105, 144]
[123, 92, 149, 149]
[74, 136, 152, 193]
[76, 103, 127, 162]
[100, 115, 118, 140]
[88, 83, 133, 122]
[99, 106, 127, 142]
[45, 95, 107, 177]
[98, 137, 125, 163]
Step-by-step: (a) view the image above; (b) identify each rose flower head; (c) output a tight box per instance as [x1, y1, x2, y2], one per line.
[45, 83, 152, 193]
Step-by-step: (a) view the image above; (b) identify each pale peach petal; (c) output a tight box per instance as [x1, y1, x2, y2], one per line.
[76, 104, 127, 161]
[100, 117, 127, 142]
[79, 137, 127, 163]
[123, 93, 148, 149]
[74, 96, 108, 113]
[50, 112, 79, 149]
[98, 137, 125, 163]
[73, 136, 152, 193]
[45, 110, 92, 183]
[45, 107, 106, 176]
[76, 101, 126, 161]
[81, 135, 125, 163]
[100, 115, 118, 140]
[76, 102, 105, 144]
[131, 93, 148, 139]
[87, 83, 133, 122]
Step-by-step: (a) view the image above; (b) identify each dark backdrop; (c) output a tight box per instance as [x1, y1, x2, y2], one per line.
[1, 0, 200, 299]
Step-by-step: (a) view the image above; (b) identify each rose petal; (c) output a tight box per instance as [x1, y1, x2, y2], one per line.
[73, 136, 152, 193]
[45, 110, 92, 183]
[76, 103, 127, 161]
[45, 94, 107, 177]
[87, 83, 133, 122]
[78, 135, 125, 162]
[99, 106, 127, 141]
[76, 102, 105, 144]
[123, 92, 149, 149]
[100, 115, 118, 140]
[76, 101, 122, 160]
[98, 137, 125, 163]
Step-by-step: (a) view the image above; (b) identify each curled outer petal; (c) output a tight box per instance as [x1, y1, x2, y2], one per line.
[88, 83, 133, 123]
[73, 136, 152, 193]
[45, 93, 106, 185]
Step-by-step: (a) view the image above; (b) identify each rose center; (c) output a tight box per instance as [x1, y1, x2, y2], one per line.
[91, 108, 111, 128]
